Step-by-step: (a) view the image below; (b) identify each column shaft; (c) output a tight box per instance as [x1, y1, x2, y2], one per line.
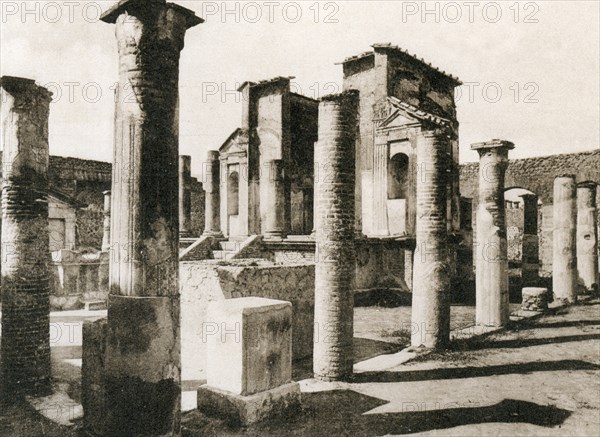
[472, 140, 513, 327]
[204, 150, 222, 236]
[0, 76, 52, 396]
[101, 190, 111, 252]
[553, 175, 577, 303]
[313, 91, 358, 381]
[411, 128, 451, 348]
[100, 2, 201, 434]
[577, 182, 598, 292]
[179, 155, 192, 237]
[264, 159, 286, 240]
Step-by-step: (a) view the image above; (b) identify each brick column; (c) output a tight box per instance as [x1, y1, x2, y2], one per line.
[203, 150, 223, 236]
[179, 155, 192, 237]
[264, 159, 286, 240]
[577, 182, 598, 293]
[313, 91, 358, 381]
[0, 76, 52, 397]
[472, 139, 513, 327]
[100, 2, 201, 434]
[101, 190, 111, 252]
[520, 193, 539, 287]
[411, 127, 451, 348]
[553, 175, 577, 304]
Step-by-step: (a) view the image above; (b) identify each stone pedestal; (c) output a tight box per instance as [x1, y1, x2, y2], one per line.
[263, 159, 286, 240]
[0, 76, 53, 397]
[521, 287, 549, 312]
[553, 175, 577, 304]
[98, 1, 202, 435]
[472, 139, 514, 327]
[313, 91, 358, 380]
[411, 128, 451, 348]
[179, 155, 193, 237]
[577, 182, 598, 293]
[204, 150, 223, 236]
[197, 297, 300, 426]
[101, 190, 111, 252]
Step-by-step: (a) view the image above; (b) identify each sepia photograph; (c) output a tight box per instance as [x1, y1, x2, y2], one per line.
[0, 0, 599, 435]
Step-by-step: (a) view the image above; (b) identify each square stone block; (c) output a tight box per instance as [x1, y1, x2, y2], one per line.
[197, 382, 301, 426]
[206, 297, 292, 396]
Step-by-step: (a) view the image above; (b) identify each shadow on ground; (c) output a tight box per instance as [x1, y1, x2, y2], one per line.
[182, 390, 571, 437]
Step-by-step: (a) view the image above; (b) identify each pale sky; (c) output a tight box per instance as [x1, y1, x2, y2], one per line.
[1, 1, 599, 176]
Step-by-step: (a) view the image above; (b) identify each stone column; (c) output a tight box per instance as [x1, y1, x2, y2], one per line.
[313, 91, 358, 381]
[520, 193, 539, 287]
[101, 190, 111, 252]
[179, 155, 192, 237]
[263, 159, 286, 240]
[203, 150, 223, 236]
[553, 175, 577, 304]
[100, 2, 201, 435]
[577, 182, 598, 292]
[410, 128, 451, 348]
[471, 139, 513, 327]
[0, 76, 52, 397]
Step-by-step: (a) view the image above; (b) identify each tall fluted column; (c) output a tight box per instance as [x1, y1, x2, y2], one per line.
[577, 182, 598, 293]
[0, 76, 52, 397]
[411, 127, 451, 348]
[101, 190, 111, 252]
[203, 150, 223, 236]
[553, 175, 577, 304]
[313, 91, 358, 381]
[264, 159, 286, 240]
[100, 1, 202, 434]
[179, 155, 192, 237]
[472, 139, 513, 327]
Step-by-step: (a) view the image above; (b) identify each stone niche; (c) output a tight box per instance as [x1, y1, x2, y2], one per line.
[180, 259, 314, 382]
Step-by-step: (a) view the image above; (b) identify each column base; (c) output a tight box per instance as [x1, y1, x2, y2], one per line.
[263, 232, 286, 241]
[203, 231, 224, 238]
[197, 382, 301, 426]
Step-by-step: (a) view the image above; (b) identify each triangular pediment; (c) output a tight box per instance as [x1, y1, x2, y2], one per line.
[219, 128, 249, 155]
[375, 97, 452, 130]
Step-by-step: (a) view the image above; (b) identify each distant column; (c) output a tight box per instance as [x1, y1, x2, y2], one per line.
[101, 190, 111, 252]
[179, 155, 192, 237]
[313, 91, 358, 381]
[411, 128, 451, 348]
[0, 76, 52, 397]
[577, 182, 598, 293]
[204, 150, 223, 236]
[472, 139, 514, 327]
[99, 1, 202, 435]
[553, 175, 577, 304]
[520, 193, 539, 288]
[263, 159, 286, 240]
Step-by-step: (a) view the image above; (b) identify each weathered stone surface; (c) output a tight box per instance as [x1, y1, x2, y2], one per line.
[204, 150, 223, 236]
[472, 139, 514, 327]
[521, 287, 549, 312]
[180, 260, 314, 382]
[101, 190, 111, 252]
[553, 175, 577, 304]
[205, 297, 292, 396]
[179, 155, 193, 237]
[197, 381, 301, 426]
[82, 317, 108, 436]
[313, 91, 358, 381]
[263, 159, 286, 240]
[0, 76, 52, 397]
[411, 128, 451, 348]
[577, 182, 598, 293]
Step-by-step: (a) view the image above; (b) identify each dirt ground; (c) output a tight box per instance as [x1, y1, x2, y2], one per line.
[0, 299, 598, 436]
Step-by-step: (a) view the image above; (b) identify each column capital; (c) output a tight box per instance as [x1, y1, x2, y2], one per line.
[101, 0, 204, 28]
[471, 139, 514, 153]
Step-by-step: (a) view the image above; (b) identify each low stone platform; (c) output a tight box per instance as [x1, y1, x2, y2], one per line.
[522, 287, 549, 312]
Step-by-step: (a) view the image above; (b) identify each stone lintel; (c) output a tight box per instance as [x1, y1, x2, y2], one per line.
[0, 75, 52, 100]
[101, 0, 204, 27]
[470, 139, 514, 151]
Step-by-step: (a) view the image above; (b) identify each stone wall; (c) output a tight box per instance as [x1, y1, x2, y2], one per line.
[77, 206, 104, 249]
[180, 260, 314, 382]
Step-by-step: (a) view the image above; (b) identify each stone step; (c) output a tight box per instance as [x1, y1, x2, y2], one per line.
[213, 250, 235, 260]
[219, 241, 241, 251]
[84, 300, 107, 311]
